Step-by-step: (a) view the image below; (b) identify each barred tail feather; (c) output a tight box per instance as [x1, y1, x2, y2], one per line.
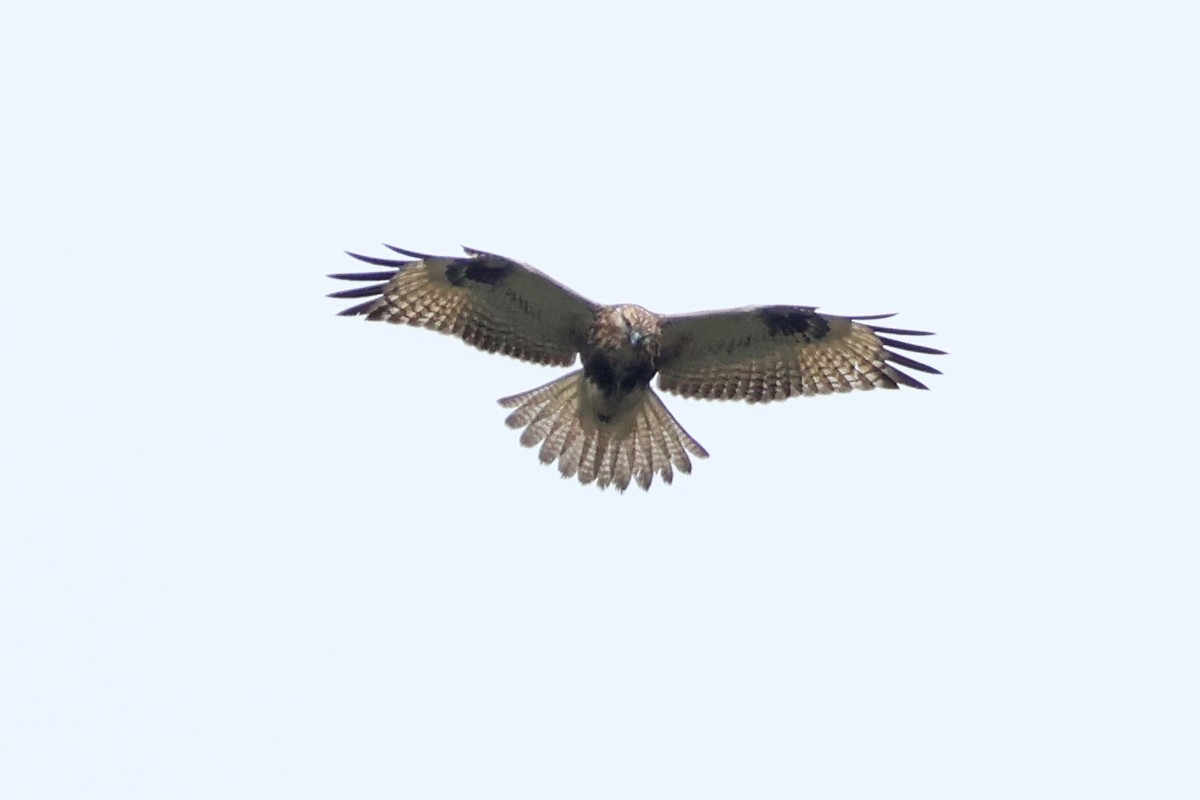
[498, 372, 708, 491]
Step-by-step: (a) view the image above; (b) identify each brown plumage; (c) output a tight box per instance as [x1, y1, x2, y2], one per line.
[329, 245, 944, 491]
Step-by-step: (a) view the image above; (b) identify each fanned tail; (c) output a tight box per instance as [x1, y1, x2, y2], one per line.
[499, 372, 708, 492]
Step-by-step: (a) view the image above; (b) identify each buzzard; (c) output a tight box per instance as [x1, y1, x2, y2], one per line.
[330, 245, 943, 491]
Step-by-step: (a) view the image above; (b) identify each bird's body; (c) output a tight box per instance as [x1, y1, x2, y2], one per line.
[581, 304, 661, 421]
[330, 245, 943, 491]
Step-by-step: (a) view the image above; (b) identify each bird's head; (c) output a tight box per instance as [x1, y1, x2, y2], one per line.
[618, 305, 661, 356]
[588, 304, 662, 360]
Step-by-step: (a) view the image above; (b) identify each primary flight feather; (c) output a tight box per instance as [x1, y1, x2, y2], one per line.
[329, 244, 943, 491]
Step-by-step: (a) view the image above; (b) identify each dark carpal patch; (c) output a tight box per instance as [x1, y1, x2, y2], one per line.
[446, 258, 508, 287]
[759, 306, 829, 341]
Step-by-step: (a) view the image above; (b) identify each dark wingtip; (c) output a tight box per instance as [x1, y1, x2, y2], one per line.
[876, 336, 946, 356]
[344, 250, 412, 268]
[327, 283, 388, 299]
[884, 350, 942, 375]
[336, 299, 380, 317]
[891, 370, 931, 390]
[382, 243, 433, 259]
[328, 270, 398, 281]
[871, 325, 937, 337]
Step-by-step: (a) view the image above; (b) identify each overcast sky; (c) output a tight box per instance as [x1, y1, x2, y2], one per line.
[3, 1, 1198, 797]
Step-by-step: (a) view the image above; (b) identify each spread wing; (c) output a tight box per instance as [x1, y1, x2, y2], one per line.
[657, 306, 943, 402]
[329, 245, 599, 366]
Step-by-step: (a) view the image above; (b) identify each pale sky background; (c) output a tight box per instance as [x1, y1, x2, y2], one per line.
[2, 1, 1198, 797]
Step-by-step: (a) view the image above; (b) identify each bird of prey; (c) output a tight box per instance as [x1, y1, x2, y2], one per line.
[329, 244, 943, 491]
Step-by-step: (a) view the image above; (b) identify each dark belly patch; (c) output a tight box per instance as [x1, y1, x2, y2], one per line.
[584, 353, 655, 396]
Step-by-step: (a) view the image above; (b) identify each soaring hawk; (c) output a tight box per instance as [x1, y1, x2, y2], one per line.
[330, 245, 943, 491]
